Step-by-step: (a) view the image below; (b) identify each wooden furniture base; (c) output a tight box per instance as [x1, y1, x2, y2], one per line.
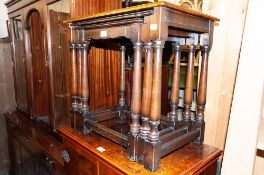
[5, 112, 64, 175]
[59, 126, 222, 175]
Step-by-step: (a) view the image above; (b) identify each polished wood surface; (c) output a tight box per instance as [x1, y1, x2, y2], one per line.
[169, 43, 181, 121]
[131, 41, 143, 116]
[65, 1, 219, 23]
[5, 112, 64, 166]
[125, 65, 168, 115]
[48, 9, 71, 128]
[196, 46, 209, 120]
[141, 42, 153, 118]
[71, 0, 122, 111]
[81, 43, 89, 113]
[28, 10, 49, 117]
[183, 45, 195, 121]
[88, 45, 121, 110]
[59, 126, 222, 175]
[149, 41, 164, 122]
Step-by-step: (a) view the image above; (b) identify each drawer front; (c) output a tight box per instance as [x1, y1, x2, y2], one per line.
[38, 146, 63, 175]
[63, 137, 98, 175]
[6, 120, 37, 154]
[99, 161, 124, 175]
[35, 129, 64, 165]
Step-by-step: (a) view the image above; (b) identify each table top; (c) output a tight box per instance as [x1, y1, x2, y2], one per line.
[58, 126, 222, 175]
[64, 1, 219, 24]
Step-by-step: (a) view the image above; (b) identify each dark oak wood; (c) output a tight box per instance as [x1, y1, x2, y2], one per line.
[65, 1, 219, 23]
[48, 9, 71, 129]
[28, 10, 49, 117]
[59, 127, 222, 175]
[169, 43, 181, 122]
[65, 2, 219, 171]
[141, 42, 153, 119]
[5, 112, 64, 167]
[183, 45, 195, 122]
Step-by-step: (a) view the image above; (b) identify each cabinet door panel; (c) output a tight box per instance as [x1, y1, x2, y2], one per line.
[12, 15, 28, 113]
[99, 161, 123, 175]
[63, 138, 98, 175]
[39, 164, 51, 175]
[21, 146, 38, 175]
[27, 10, 49, 117]
[8, 135, 22, 175]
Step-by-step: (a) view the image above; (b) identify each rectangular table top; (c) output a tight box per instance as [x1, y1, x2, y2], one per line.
[64, 1, 219, 24]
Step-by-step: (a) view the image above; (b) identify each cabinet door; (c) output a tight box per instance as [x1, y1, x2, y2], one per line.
[12, 15, 28, 113]
[38, 164, 51, 175]
[63, 138, 98, 175]
[8, 135, 22, 175]
[26, 9, 49, 117]
[21, 146, 38, 175]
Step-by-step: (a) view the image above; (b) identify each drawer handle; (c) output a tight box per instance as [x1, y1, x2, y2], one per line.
[62, 150, 70, 164]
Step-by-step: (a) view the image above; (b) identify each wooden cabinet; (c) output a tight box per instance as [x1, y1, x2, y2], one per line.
[5, 112, 64, 175]
[8, 134, 22, 175]
[6, 0, 72, 130]
[63, 136, 124, 175]
[11, 14, 28, 114]
[21, 146, 39, 175]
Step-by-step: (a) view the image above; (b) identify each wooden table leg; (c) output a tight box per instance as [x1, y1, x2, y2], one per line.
[81, 41, 90, 114]
[128, 41, 143, 161]
[144, 40, 165, 172]
[194, 45, 209, 144]
[119, 45, 126, 108]
[70, 43, 78, 112]
[138, 41, 153, 164]
[77, 43, 83, 113]
[183, 45, 195, 123]
[169, 42, 182, 125]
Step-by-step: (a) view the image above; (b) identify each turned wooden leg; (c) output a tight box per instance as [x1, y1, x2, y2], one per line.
[138, 42, 153, 164]
[144, 40, 165, 172]
[81, 41, 90, 114]
[77, 43, 83, 113]
[169, 42, 182, 124]
[194, 45, 209, 144]
[117, 45, 127, 123]
[128, 41, 143, 161]
[119, 46, 126, 107]
[183, 45, 195, 122]
[70, 43, 78, 112]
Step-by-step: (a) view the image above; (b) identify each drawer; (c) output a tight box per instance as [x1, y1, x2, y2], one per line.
[37, 146, 63, 175]
[6, 120, 37, 154]
[99, 161, 124, 175]
[35, 129, 64, 165]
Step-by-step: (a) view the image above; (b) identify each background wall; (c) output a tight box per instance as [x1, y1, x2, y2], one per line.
[0, 39, 16, 175]
[202, 0, 248, 150]
[0, 2, 16, 175]
[0, 0, 8, 38]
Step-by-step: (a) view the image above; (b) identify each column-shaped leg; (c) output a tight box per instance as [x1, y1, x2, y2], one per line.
[138, 42, 153, 164]
[70, 43, 78, 112]
[169, 42, 182, 126]
[194, 45, 209, 144]
[119, 46, 126, 107]
[183, 45, 195, 123]
[81, 41, 90, 114]
[117, 45, 127, 123]
[144, 40, 164, 172]
[128, 41, 143, 161]
[77, 43, 83, 113]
